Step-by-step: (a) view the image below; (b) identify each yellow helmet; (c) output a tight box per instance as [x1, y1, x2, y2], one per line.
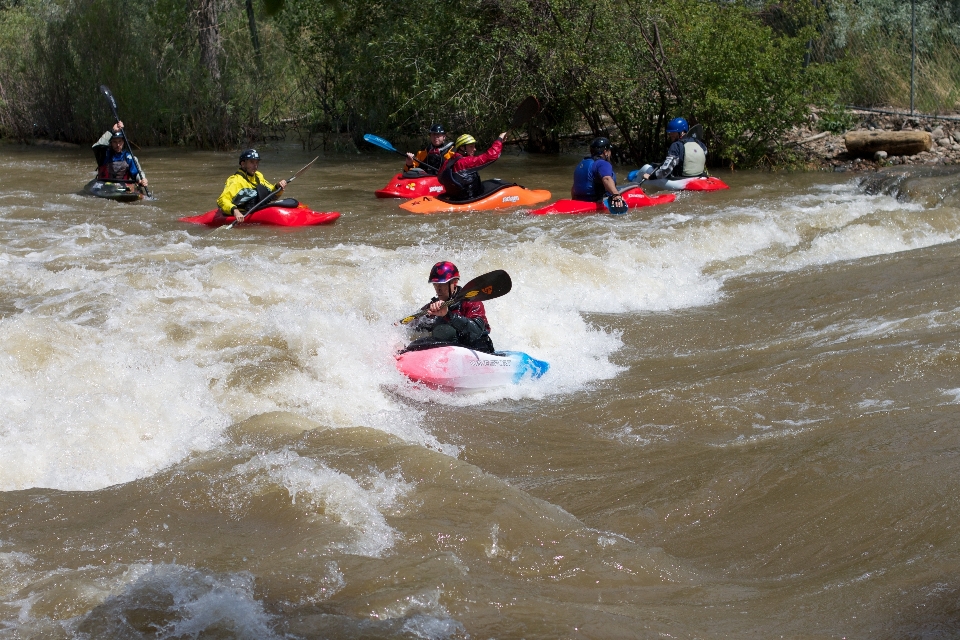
[455, 134, 476, 149]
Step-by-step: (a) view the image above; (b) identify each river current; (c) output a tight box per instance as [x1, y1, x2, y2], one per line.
[2, 143, 960, 638]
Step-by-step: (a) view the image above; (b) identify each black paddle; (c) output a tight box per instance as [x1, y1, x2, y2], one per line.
[99, 85, 152, 198]
[687, 123, 704, 141]
[214, 156, 319, 233]
[398, 270, 512, 325]
[508, 96, 541, 132]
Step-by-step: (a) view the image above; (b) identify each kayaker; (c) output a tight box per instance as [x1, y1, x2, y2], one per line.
[570, 137, 626, 209]
[214, 149, 289, 225]
[404, 124, 454, 175]
[409, 261, 495, 353]
[436, 132, 507, 201]
[92, 121, 148, 190]
[639, 117, 708, 181]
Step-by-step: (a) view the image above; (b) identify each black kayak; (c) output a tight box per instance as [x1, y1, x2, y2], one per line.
[82, 179, 143, 203]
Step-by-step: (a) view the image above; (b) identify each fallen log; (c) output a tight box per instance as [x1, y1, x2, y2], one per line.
[793, 131, 830, 145]
[844, 130, 931, 157]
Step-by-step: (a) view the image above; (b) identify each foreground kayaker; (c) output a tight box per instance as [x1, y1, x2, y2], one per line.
[404, 124, 454, 175]
[437, 132, 507, 201]
[214, 149, 289, 225]
[639, 117, 708, 181]
[92, 121, 148, 190]
[571, 137, 625, 210]
[408, 261, 495, 353]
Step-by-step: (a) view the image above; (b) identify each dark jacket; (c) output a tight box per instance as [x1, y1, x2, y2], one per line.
[437, 139, 503, 200]
[410, 293, 494, 353]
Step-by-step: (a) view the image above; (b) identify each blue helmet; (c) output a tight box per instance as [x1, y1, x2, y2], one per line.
[666, 117, 689, 134]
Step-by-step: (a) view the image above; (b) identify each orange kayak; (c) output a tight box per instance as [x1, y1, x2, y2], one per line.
[399, 180, 550, 214]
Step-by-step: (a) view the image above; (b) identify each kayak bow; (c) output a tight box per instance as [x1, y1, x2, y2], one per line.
[375, 172, 446, 198]
[82, 179, 143, 203]
[399, 180, 550, 214]
[528, 186, 675, 215]
[396, 344, 549, 390]
[180, 204, 340, 227]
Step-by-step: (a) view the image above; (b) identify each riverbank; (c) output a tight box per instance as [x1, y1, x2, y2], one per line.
[785, 108, 960, 172]
[12, 107, 960, 177]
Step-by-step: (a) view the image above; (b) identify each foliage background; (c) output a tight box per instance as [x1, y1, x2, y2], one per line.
[1, 0, 952, 168]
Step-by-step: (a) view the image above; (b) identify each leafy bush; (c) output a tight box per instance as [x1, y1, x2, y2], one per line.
[0, 0, 301, 145]
[818, 104, 858, 134]
[1, 0, 847, 166]
[278, 0, 841, 166]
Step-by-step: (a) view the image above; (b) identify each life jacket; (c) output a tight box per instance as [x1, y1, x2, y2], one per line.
[230, 171, 273, 211]
[681, 140, 707, 177]
[419, 145, 450, 175]
[433, 296, 494, 353]
[412, 293, 492, 333]
[437, 154, 482, 200]
[571, 157, 606, 201]
[97, 153, 132, 181]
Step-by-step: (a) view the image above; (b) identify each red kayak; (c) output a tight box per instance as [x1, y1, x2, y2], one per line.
[528, 186, 675, 215]
[375, 172, 446, 198]
[627, 168, 730, 191]
[645, 176, 729, 191]
[180, 204, 340, 227]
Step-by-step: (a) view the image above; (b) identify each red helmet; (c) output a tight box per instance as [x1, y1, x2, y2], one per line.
[428, 261, 460, 283]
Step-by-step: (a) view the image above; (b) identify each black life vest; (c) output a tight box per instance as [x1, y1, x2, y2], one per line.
[230, 171, 273, 211]
[420, 145, 447, 175]
[437, 154, 482, 200]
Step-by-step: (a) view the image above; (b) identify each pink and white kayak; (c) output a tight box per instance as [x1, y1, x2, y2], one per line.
[375, 172, 446, 198]
[528, 186, 675, 215]
[180, 204, 340, 227]
[396, 345, 549, 391]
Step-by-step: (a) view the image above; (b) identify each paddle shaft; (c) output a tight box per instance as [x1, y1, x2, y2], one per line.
[398, 270, 511, 325]
[364, 134, 448, 172]
[400, 297, 458, 325]
[396, 149, 441, 173]
[222, 156, 319, 230]
[100, 86, 152, 198]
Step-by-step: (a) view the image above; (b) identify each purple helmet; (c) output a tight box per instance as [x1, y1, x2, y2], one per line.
[428, 261, 460, 283]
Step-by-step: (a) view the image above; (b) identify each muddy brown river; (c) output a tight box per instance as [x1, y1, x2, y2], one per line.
[2, 142, 960, 638]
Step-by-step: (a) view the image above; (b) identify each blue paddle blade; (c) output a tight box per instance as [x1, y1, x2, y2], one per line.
[363, 134, 398, 153]
[627, 169, 639, 182]
[604, 196, 629, 215]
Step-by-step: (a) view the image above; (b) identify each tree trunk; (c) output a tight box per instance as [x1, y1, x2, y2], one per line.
[196, 0, 221, 81]
[844, 130, 931, 157]
[245, 0, 262, 69]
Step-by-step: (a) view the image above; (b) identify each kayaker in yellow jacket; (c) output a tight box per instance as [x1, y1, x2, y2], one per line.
[214, 149, 288, 225]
